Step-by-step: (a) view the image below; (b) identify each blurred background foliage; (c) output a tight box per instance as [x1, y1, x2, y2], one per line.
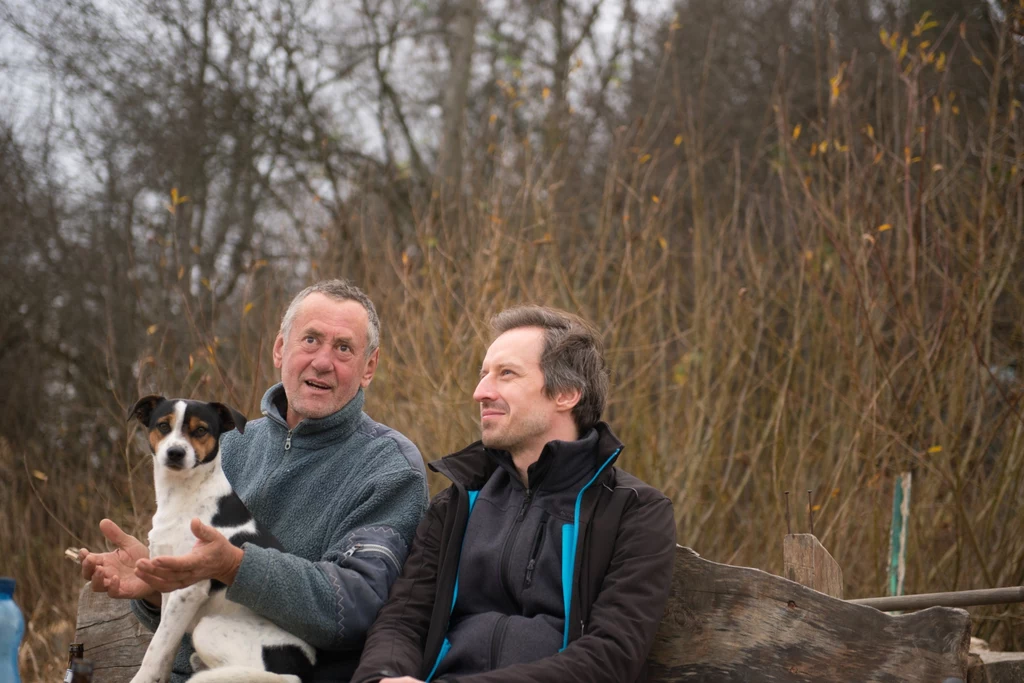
[1, 0, 1023, 679]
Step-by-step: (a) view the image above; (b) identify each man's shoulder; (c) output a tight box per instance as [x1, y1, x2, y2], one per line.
[606, 468, 676, 547]
[221, 414, 272, 452]
[356, 414, 427, 478]
[610, 467, 671, 507]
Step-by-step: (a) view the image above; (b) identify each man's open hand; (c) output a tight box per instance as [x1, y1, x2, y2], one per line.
[79, 519, 160, 604]
[134, 518, 244, 592]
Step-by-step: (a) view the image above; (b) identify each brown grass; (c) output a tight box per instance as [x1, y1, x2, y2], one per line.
[4, 16, 1024, 680]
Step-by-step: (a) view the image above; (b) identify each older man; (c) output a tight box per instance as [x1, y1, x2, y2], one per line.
[352, 305, 676, 683]
[80, 279, 428, 682]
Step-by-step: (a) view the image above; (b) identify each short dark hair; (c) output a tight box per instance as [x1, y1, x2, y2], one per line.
[280, 279, 380, 356]
[490, 305, 608, 431]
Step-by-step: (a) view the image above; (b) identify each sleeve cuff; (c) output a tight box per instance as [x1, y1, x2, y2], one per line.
[129, 596, 162, 632]
[224, 542, 272, 610]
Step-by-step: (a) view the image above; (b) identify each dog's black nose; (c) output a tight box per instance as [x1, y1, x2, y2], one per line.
[166, 447, 186, 462]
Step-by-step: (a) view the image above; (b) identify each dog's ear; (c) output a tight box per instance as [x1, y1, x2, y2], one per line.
[128, 395, 164, 425]
[211, 402, 247, 435]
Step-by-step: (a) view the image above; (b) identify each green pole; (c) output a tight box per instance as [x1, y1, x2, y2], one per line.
[888, 472, 912, 597]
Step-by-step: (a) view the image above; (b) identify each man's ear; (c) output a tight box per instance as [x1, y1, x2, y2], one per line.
[211, 403, 247, 435]
[554, 387, 582, 413]
[272, 332, 285, 370]
[360, 347, 379, 389]
[128, 395, 164, 425]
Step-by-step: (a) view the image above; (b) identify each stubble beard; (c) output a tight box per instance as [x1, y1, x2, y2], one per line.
[480, 412, 549, 453]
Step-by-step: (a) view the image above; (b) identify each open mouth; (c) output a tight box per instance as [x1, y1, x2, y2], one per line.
[304, 379, 332, 391]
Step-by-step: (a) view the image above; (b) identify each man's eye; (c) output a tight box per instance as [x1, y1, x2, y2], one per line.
[500, 369, 513, 377]
[194, 427, 208, 437]
[304, 336, 316, 344]
[157, 423, 171, 434]
[337, 345, 350, 353]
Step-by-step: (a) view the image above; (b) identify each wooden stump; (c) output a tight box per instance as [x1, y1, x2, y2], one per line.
[784, 533, 844, 599]
[970, 651, 1024, 682]
[647, 546, 971, 682]
[74, 584, 150, 683]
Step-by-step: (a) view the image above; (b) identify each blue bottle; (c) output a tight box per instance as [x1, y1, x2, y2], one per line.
[0, 577, 24, 683]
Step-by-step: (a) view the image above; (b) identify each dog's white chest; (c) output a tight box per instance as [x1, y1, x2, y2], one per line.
[148, 472, 230, 556]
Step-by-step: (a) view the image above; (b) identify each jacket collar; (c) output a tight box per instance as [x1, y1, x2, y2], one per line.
[489, 428, 599, 492]
[430, 422, 624, 491]
[259, 382, 365, 440]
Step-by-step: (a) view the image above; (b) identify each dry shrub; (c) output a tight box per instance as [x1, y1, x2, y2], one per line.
[4, 13, 1024, 681]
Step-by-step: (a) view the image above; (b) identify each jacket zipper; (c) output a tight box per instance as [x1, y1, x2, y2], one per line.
[498, 488, 533, 603]
[341, 543, 401, 572]
[261, 407, 294, 451]
[524, 520, 546, 588]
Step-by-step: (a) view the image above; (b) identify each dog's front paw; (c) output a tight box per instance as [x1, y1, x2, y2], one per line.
[189, 652, 208, 672]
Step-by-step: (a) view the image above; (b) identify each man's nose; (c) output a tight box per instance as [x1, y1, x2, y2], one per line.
[310, 346, 333, 370]
[473, 376, 496, 403]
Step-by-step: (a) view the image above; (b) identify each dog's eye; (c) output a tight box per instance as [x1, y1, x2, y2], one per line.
[193, 427, 208, 437]
[157, 423, 171, 434]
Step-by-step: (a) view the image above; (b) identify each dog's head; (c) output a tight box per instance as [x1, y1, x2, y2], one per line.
[128, 396, 246, 472]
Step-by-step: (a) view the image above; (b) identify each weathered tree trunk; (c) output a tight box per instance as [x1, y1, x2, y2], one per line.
[74, 585, 151, 683]
[648, 547, 971, 682]
[75, 546, 976, 682]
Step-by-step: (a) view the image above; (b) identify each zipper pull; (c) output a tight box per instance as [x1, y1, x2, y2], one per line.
[525, 559, 536, 587]
[284, 431, 292, 451]
[517, 489, 533, 521]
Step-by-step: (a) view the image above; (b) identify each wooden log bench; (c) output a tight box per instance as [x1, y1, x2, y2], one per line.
[75, 545, 975, 682]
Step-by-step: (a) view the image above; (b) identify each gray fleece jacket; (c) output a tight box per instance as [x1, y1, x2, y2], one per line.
[131, 384, 428, 682]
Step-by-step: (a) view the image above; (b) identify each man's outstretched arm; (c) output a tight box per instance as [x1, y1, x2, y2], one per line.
[129, 461, 426, 651]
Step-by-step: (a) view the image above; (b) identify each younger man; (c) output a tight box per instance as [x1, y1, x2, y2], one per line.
[353, 305, 676, 683]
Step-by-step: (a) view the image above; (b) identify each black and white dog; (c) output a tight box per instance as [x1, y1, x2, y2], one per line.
[128, 395, 315, 683]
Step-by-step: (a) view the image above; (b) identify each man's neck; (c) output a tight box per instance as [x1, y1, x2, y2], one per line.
[510, 450, 537, 488]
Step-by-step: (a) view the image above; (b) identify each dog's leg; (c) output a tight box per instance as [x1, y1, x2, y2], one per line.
[130, 583, 210, 683]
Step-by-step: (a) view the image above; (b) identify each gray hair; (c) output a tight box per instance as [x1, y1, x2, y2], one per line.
[490, 305, 609, 431]
[280, 279, 381, 356]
